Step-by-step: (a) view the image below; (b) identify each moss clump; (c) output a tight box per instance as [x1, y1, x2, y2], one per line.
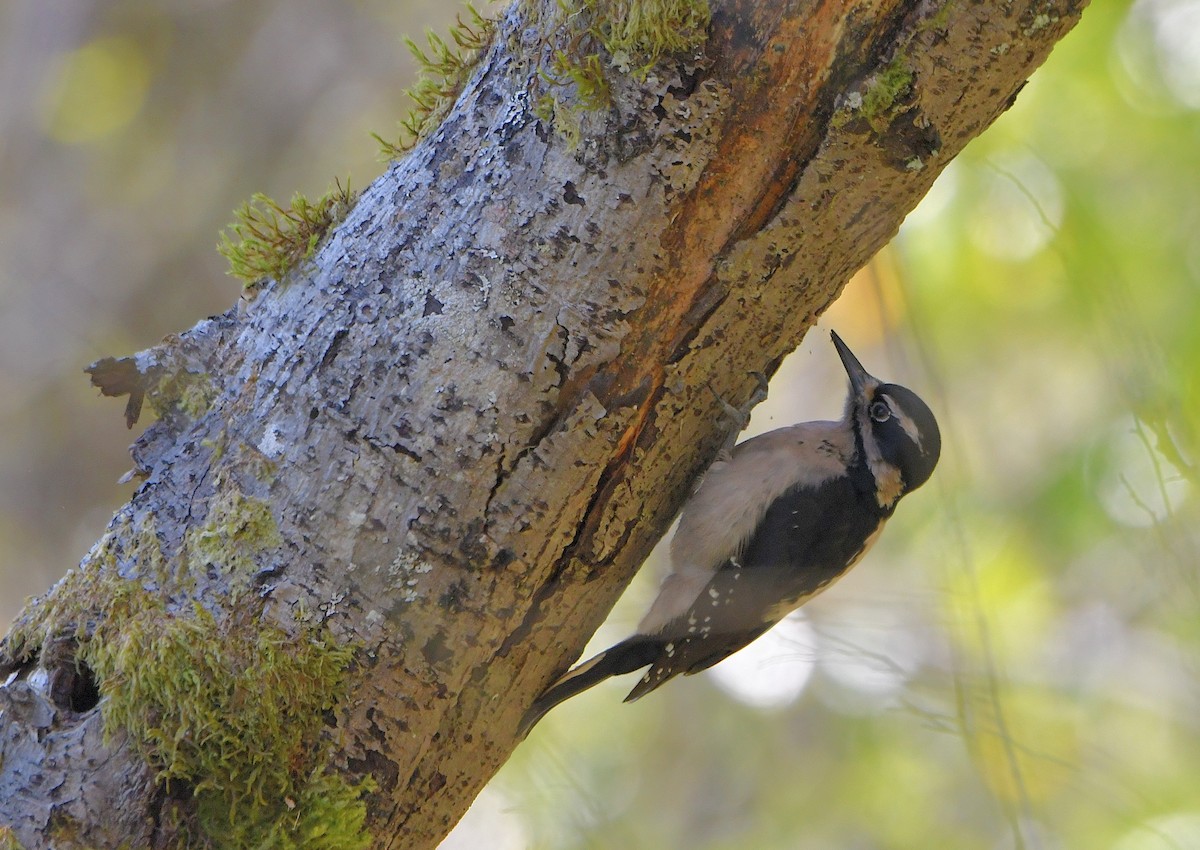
[542, 51, 611, 110]
[832, 56, 914, 134]
[531, 0, 710, 142]
[0, 826, 26, 850]
[46, 813, 93, 849]
[183, 483, 283, 586]
[860, 57, 914, 131]
[533, 91, 583, 148]
[217, 179, 355, 287]
[148, 370, 217, 422]
[585, 0, 711, 76]
[918, 0, 954, 35]
[376, 0, 711, 153]
[374, 5, 497, 158]
[88, 603, 369, 850]
[4, 529, 371, 850]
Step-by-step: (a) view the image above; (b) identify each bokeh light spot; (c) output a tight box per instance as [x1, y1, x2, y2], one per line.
[39, 37, 151, 145]
[439, 788, 528, 850]
[1113, 812, 1200, 850]
[967, 153, 1064, 261]
[1117, 0, 1200, 109]
[707, 613, 816, 709]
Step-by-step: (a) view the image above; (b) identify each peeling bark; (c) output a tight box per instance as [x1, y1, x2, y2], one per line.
[0, 0, 1088, 847]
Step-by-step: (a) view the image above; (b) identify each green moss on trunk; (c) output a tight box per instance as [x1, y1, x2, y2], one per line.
[529, 0, 711, 142]
[89, 602, 370, 850]
[3, 511, 371, 850]
[218, 179, 355, 288]
[0, 826, 27, 850]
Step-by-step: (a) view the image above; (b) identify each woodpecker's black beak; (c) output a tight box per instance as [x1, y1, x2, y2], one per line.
[830, 331, 875, 397]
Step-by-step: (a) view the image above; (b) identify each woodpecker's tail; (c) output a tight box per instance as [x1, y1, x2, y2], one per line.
[519, 636, 662, 736]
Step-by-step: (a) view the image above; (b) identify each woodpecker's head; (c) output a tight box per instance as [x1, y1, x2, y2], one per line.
[831, 331, 941, 506]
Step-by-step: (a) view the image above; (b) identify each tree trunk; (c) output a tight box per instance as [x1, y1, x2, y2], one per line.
[0, 0, 1086, 847]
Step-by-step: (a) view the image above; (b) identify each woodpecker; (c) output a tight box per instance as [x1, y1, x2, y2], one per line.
[520, 331, 940, 735]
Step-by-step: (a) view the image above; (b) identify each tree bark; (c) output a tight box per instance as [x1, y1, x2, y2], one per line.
[0, 0, 1087, 847]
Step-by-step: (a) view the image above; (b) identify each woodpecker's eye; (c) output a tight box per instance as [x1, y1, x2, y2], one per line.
[869, 400, 891, 422]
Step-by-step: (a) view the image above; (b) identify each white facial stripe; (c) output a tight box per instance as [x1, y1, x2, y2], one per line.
[881, 394, 923, 452]
[895, 408, 922, 450]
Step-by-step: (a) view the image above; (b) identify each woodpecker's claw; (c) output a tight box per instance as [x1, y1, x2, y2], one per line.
[707, 371, 770, 452]
[746, 370, 770, 404]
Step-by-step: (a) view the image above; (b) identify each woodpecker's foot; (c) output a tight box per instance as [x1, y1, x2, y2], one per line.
[745, 370, 770, 407]
[708, 371, 770, 451]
